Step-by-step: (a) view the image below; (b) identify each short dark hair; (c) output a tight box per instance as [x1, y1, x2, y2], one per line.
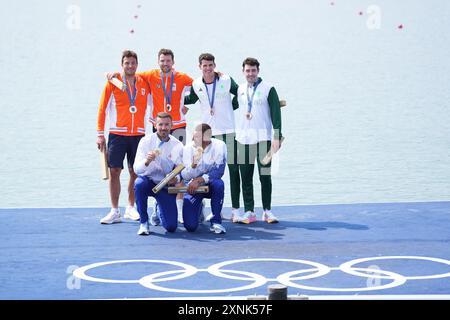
[242, 57, 260, 70]
[156, 112, 172, 121]
[198, 53, 215, 64]
[158, 48, 174, 60]
[121, 50, 138, 64]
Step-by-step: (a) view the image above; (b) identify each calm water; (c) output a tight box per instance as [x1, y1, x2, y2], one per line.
[1, 0, 449, 208]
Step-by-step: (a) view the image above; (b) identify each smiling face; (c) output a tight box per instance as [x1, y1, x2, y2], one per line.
[199, 59, 216, 80]
[158, 54, 174, 74]
[122, 56, 138, 77]
[155, 115, 172, 140]
[243, 64, 259, 84]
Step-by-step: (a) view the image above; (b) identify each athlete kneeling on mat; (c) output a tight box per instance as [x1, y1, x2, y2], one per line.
[181, 123, 227, 234]
[133, 112, 183, 235]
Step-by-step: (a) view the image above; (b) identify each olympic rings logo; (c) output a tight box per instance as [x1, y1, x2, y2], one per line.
[73, 256, 450, 293]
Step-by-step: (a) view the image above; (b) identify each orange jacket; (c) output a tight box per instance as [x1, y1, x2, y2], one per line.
[139, 69, 193, 129]
[97, 75, 150, 136]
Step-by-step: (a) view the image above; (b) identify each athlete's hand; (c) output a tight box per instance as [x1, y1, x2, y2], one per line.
[182, 106, 189, 115]
[271, 138, 281, 153]
[187, 179, 200, 195]
[106, 72, 120, 80]
[97, 136, 106, 152]
[168, 177, 178, 186]
[144, 151, 158, 166]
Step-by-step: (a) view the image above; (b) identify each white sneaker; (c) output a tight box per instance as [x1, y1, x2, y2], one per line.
[124, 206, 140, 221]
[233, 211, 256, 224]
[262, 210, 279, 223]
[137, 222, 150, 235]
[150, 202, 160, 226]
[210, 223, 226, 234]
[100, 209, 121, 224]
[231, 208, 240, 221]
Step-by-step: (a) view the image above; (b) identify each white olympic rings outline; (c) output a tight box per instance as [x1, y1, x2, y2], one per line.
[73, 256, 450, 293]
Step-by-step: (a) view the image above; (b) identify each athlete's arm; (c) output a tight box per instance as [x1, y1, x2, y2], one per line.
[268, 87, 283, 151]
[184, 86, 199, 105]
[181, 74, 194, 114]
[230, 77, 240, 110]
[96, 82, 113, 151]
[202, 143, 227, 183]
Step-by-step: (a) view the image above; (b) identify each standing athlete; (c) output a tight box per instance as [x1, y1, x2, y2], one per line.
[97, 50, 151, 224]
[184, 53, 242, 220]
[139, 48, 193, 144]
[234, 57, 283, 224]
[108, 49, 193, 223]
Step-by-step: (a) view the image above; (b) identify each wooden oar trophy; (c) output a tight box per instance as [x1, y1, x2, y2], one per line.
[100, 145, 109, 180]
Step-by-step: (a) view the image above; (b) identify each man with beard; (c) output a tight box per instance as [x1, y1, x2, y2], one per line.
[133, 112, 183, 235]
[97, 50, 150, 225]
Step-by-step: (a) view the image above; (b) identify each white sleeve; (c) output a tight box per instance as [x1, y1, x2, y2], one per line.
[134, 136, 160, 176]
[144, 93, 152, 134]
[181, 146, 196, 181]
[133, 138, 149, 175]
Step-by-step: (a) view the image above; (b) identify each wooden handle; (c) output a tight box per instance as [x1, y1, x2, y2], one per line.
[261, 136, 285, 166]
[167, 186, 209, 194]
[100, 147, 109, 180]
[109, 77, 125, 91]
[152, 164, 185, 193]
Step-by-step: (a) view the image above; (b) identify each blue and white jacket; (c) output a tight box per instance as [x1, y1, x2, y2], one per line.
[181, 138, 227, 184]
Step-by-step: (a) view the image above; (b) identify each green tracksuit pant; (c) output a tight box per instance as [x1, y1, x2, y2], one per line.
[237, 140, 272, 212]
[213, 133, 241, 209]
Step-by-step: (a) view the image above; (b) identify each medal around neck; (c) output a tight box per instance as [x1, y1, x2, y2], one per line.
[210, 109, 214, 116]
[246, 112, 253, 120]
[129, 105, 137, 114]
[166, 104, 172, 112]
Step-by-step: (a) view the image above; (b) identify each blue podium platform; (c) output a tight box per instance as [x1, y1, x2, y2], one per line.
[0, 201, 449, 300]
